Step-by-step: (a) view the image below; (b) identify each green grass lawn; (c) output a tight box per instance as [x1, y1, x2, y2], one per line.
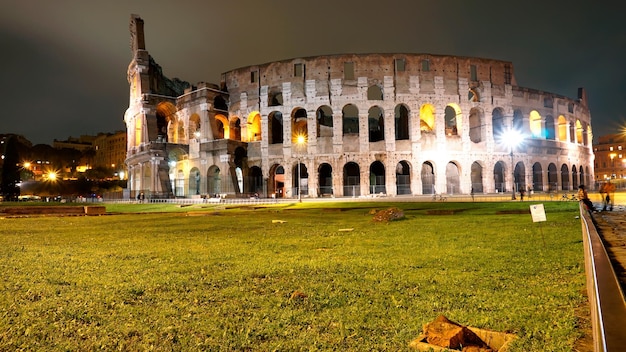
[0, 201, 587, 351]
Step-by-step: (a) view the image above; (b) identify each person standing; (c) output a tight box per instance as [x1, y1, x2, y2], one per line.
[605, 180, 615, 211]
[600, 182, 608, 211]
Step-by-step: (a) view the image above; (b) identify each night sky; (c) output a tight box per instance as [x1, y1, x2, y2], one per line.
[1, 1, 624, 145]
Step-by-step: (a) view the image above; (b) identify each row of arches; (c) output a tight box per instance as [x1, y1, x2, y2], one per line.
[159, 159, 591, 199]
[149, 101, 591, 149]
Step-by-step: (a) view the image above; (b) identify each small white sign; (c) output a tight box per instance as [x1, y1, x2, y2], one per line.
[530, 204, 547, 222]
[219, 154, 229, 162]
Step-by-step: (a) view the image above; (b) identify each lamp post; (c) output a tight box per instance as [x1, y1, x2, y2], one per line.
[510, 147, 516, 200]
[296, 134, 306, 202]
[502, 128, 523, 200]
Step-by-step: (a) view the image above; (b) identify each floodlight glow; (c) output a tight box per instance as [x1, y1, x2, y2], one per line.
[501, 128, 523, 149]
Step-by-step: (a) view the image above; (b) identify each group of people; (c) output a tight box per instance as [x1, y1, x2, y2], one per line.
[577, 180, 615, 212]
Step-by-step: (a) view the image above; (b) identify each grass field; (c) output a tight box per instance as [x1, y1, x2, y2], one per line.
[0, 201, 587, 351]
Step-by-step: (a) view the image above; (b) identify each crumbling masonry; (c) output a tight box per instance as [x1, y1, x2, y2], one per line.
[124, 14, 594, 199]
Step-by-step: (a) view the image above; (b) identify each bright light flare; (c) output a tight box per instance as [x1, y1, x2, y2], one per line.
[500, 128, 524, 150]
[46, 171, 58, 181]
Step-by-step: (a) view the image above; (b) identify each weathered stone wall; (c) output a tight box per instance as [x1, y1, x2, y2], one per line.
[124, 15, 594, 199]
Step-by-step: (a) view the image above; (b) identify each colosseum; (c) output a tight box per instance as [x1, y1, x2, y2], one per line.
[124, 15, 594, 200]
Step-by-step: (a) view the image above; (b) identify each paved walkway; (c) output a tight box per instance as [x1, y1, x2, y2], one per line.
[592, 206, 626, 295]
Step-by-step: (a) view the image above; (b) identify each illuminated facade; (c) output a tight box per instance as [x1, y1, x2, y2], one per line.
[124, 15, 594, 199]
[593, 134, 626, 185]
[93, 131, 127, 178]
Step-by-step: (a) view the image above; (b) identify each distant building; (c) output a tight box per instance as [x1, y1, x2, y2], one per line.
[593, 133, 626, 185]
[93, 131, 127, 178]
[53, 135, 97, 152]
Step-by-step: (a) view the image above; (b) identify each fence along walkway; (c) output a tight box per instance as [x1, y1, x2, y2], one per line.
[580, 204, 626, 351]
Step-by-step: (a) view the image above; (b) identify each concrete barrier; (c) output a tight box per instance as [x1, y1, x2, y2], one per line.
[580, 203, 626, 351]
[0, 206, 106, 216]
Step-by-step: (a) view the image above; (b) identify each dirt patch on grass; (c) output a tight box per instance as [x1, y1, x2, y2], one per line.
[496, 209, 530, 215]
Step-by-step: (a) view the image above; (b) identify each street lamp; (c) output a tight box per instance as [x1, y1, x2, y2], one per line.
[502, 128, 523, 200]
[295, 134, 307, 202]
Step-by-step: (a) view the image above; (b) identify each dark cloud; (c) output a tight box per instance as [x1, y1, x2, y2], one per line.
[1, 1, 624, 144]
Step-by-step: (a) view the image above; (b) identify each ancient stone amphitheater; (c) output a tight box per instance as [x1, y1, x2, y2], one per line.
[124, 15, 594, 200]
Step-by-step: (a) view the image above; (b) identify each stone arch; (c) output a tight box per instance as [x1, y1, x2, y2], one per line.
[292, 161, 308, 198]
[316, 106, 333, 138]
[156, 101, 177, 143]
[514, 161, 525, 193]
[206, 165, 221, 196]
[420, 104, 435, 132]
[421, 161, 435, 194]
[343, 162, 360, 197]
[494, 161, 506, 193]
[394, 104, 409, 140]
[215, 114, 229, 139]
[445, 104, 461, 136]
[230, 116, 241, 141]
[532, 162, 543, 192]
[561, 164, 570, 191]
[468, 107, 483, 143]
[269, 111, 283, 144]
[247, 111, 262, 142]
[167, 147, 187, 198]
[557, 115, 568, 141]
[318, 163, 333, 196]
[342, 104, 359, 135]
[446, 161, 461, 194]
[492, 108, 505, 141]
[545, 115, 555, 140]
[579, 165, 585, 187]
[369, 160, 385, 194]
[232, 146, 247, 196]
[396, 160, 411, 195]
[529, 110, 542, 138]
[268, 164, 285, 198]
[189, 167, 201, 195]
[470, 161, 484, 193]
[572, 165, 579, 189]
[368, 106, 384, 142]
[575, 120, 583, 144]
[367, 85, 383, 100]
[292, 107, 308, 138]
[248, 166, 263, 195]
[547, 163, 558, 192]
